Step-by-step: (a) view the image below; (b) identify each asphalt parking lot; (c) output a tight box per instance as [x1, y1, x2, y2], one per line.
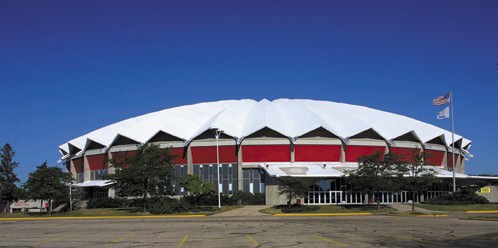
[1, 215, 497, 248]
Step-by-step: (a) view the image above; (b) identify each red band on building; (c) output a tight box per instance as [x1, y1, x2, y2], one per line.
[345, 146, 385, 162]
[242, 145, 290, 162]
[191, 146, 237, 164]
[87, 154, 108, 171]
[424, 149, 445, 166]
[295, 145, 341, 162]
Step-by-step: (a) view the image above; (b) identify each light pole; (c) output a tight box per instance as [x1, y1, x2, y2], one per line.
[215, 129, 223, 209]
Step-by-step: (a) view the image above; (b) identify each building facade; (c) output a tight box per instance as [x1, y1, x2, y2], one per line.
[60, 99, 472, 205]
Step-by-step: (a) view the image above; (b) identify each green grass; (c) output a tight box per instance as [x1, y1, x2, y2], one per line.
[0, 205, 242, 218]
[416, 203, 498, 212]
[0, 212, 29, 218]
[260, 205, 395, 215]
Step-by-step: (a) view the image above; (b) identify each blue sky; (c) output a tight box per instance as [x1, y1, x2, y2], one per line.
[1, 0, 497, 181]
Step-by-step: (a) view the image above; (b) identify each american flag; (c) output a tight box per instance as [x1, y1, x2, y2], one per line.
[432, 93, 451, 106]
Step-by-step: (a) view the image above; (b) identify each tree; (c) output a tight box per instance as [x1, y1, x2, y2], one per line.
[24, 162, 71, 215]
[347, 151, 404, 209]
[0, 143, 21, 213]
[180, 174, 216, 206]
[108, 143, 175, 212]
[278, 177, 308, 207]
[399, 153, 436, 211]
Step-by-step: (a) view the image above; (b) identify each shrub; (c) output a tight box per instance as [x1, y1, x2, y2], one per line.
[278, 205, 319, 213]
[147, 197, 193, 214]
[87, 198, 127, 208]
[426, 191, 489, 205]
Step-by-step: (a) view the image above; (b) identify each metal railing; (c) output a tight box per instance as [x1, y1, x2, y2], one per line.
[304, 190, 449, 205]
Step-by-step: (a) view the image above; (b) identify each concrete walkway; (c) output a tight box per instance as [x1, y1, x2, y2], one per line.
[390, 203, 444, 214]
[211, 205, 270, 217]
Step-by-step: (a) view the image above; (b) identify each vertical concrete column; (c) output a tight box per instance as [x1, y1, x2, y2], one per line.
[107, 152, 115, 174]
[69, 159, 76, 181]
[107, 152, 116, 198]
[187, 146, 193, 175]
[290, 142, 295, 163]
[443, 149, 448, 169]
[456, 153, 464, 173]
[340, 142, 346, 162]
[237, 143, 243, 192]
[83, 155, 90, 181]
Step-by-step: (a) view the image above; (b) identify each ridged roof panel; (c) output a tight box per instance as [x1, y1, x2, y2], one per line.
[59, 99, 470, 155]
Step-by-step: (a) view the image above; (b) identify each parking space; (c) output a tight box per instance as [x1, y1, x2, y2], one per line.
[1, 215, 498, 247]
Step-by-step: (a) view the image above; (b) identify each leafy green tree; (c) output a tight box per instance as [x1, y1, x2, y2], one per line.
[278, 176, 308, 207]
[180, 174, 216, 206]
[399, 153, 436, 211]
[108, 143, 175, 212]
[23, 162, 71, 215]
[0, 143, 21, 213]
[347, 151, 404, 209]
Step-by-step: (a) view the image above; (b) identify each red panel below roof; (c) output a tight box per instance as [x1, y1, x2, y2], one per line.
[345, 146, 385, 162]
[87, 154, 108, 171]
[446, 154, 463, 169]
[110, 151, 136, 168]
[242, 145, 290, 162]
[72, 158, 84, 173]
[424, 149, 445, 166]
[390, 147, 421, 163]
[191, 146, 237, 164]
[169, 147, 187, 164]
[295, 145, 341, 162]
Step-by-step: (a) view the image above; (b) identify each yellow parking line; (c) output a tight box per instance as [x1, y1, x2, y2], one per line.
[32, 236, 64, 247]
[177, 235, 189, 248]
[246, 234, 260, 247]
[104, 232, 133, 247]
[314, 235, 349, 247]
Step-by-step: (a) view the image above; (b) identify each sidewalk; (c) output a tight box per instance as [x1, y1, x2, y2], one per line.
[390, 203, 445, 214]
[211, 205, 270, 217]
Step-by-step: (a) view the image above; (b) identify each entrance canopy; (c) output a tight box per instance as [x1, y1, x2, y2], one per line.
[72, 180, 114, 188]
[424, 166, 469, 179]
[259, 163, 344, 178]
[258, 163, 498, 181]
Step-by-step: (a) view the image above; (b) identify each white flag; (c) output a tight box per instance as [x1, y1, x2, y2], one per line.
[437, 106, 450, 119]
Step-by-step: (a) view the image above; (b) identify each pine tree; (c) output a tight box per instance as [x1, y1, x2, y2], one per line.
[0, 143, 21, 213]
[108, 143, 175, 212]
[23, 162, 71, 215]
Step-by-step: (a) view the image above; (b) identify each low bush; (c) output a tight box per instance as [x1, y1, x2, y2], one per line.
[147, 197, 193, 214]
[87, 198, 128, 208]
[276, 204, 319, 213]
[426, 191, 489, 205]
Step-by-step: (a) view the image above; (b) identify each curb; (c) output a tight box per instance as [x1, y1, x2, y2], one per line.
[273, 212, 372, 217]
[415, 214, 448, 217]
[0, 215, 206, 221]
[465, 210, 498, 214]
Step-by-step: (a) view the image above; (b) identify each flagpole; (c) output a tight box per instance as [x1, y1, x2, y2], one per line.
[450, 91, 456, 193]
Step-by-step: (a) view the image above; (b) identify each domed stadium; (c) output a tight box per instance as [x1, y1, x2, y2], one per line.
[60, 99, 476, 205]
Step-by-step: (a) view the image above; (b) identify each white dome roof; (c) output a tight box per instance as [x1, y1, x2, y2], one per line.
[59, 99, 471, 154]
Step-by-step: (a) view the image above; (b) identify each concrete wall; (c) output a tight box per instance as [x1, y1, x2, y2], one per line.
[265, 185, 288, 206]
[477, 186, 498, 203]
